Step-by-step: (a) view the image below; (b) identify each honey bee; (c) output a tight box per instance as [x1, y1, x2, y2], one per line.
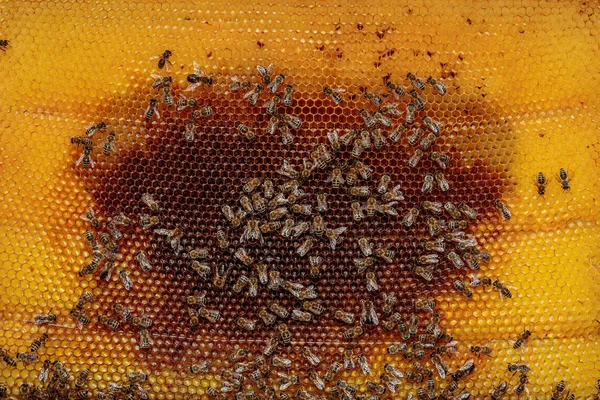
[386, 342, 407, 355]
[451, 359, 475, 381]
[138, 328, 151, 350]
[199, 307, 221, 323]
[325, 226, 347, 250]
[85, 121, 108, 137]
[494, 199, 512, 220]
[363, 197, 378, 217]
[71, 136, 94, 149]
[98, 315, 120, 331]
[407, 72, 425, 90]
[372, 128, 388, 149]
[428, 152, 450, 169]
[191, 105, 214, 119]
[16, 352, 38, 363]
[257, 64, 273, 84]
[492, 280, 513, 299]
[459, 252, 479, 271]
[490, 381, 508, 400]
[0, 348, 15, 367]
[267, 206, 287, 221]
[407, 148, 424, 168]
[301, 369, 324, 391]
[451, 280, 472, 298]
[282, 113, 302, 129]
[551, 381, 566, 400]
[360, 300, 379, 326]
[151, 49, 172, 70]
[366, 381, 386, 395]
[307, 216, 324, 238]
[38, 359, 51, 382]
[271, 355, 292, 369]
[229, 75, 252, 92]
[381, 372, 401, 393]
[265, 73, 284, 94]
[379, 102, 401, 117]
[176, 93, 198, 111]
[161, 85, 174, 107]
[267, 270, 283, 291]
[356, 237, 372, 257]
[557, 168, 571, 191]
[534, 171, 547, 196]
[236, 317, 257, 332]
[514, 373, 529, 396]
[507, 363, 530, 374]
[291, 204, 312, 217]
[445, 251, 464, 269]
[244, 84, 264, 106]
[342, 325, 364, 339]
[76, 146, 95, 169]
[118, 269, 133, 290]
[385, 79, 405, 98]
[99, 131, 118, 155]
[276, 372, 299, 391]
[74, 368, 90, 389]
[190, 260, 211, 279]
[323, 86, 345, 104]
[333, 310, 355, 325]
[361, 89, 383, 106]
[385, 123, 405, 144]
[357, 109, 374, 129]
[374, 247, 394, 263]
[185, 61, 213, 91]
[265, 302, 288, 320]
[291, 309, 312, 322]
[422, 116, 442, 134]
[260, 179, 274, 199]
[365, 271, 379, 292]
[420, 201, 442, 215]
[154, 227, 184, 254]
[413, 265, 434, 281]
[349, 185, 371, 198]
[189, 360, 211, 374]
[213, 264, 231, 289]
[402, 207, 419, 228]
[138, 214, 158, 231]
[143, 98, 160, 120]
[407, 91, 425, 113]
[289, 222, 309, 239]
[232, 275, 250, 294]
[374, 112, 392, 128]
[426, 76, 446, 94]
[351, 139, 364, 159]
[264, 94, 281, 116]
[282, 84, 294, 106]
[52, 361, 70, 380]
[182, 120, 197, 142]
[240, 219, 264, 244]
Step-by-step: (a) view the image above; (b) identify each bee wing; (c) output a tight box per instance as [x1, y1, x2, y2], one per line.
[149, 55, 161, 60]
[433, 359, 447, 378]
[334, 227, 347, 236]
[243, 87, 255, 99]
[185, 83, 201, 92]
[76, 151, 85, 166]
[333, 87, 346, 93]
[150, 73, 164, 80]
[327, 130, 339, 144]
[153, 229, 171, 236]
[192, 61, 203, 75]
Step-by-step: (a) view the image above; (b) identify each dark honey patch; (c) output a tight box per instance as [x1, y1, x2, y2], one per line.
[75, 77, 515, 374]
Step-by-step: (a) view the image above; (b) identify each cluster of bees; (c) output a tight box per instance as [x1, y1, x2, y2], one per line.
[16, 48, 579, 399]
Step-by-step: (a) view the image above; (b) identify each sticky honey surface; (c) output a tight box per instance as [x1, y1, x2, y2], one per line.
[0, 0, 599, 399]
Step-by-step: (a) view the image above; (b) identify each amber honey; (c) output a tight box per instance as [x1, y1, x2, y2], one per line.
[0, 1, 599, 399]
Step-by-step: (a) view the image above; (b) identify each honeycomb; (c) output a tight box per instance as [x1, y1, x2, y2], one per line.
[0, 0, 599, 399]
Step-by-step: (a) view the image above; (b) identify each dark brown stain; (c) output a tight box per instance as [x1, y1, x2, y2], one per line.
[74, 73, 516, 376]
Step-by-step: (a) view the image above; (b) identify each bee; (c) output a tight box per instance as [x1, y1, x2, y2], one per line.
[490, 381, 508, 400]
[76, 146, 95, 169]
[357, 237, 373, 257]
[324, 361, 342, 383]
[403, 207, 420, 228]
[354, 161, 373, 180]
[333, 310, 355, 325]
[256, 63, 273, 83]
[236, 317, 257, 332]
[265, 73, 284, 93]
[98, 260, 116, 281]
[99, 131, 118, 155]
[365, 197, 379, 217]
[495, 199, 512, 220]
[264, 94, 281, 115]
[138, 328, 151, 350]
[360, 109, 376, 128]
[297, 347, 321, 368]
[508, 363, 530, 374]
[244, 83, 264, 106]
[232, 275, 250, 294]
[426, 76, 446, 94]
[261, 179, 274, 199]
[140, 193, 160, 211]
[551, 381, 566, 400]
[144, 98, 160, 120]
[408, 148, 424, 168]
[366, 381, 386, 395]
[381, 372, 400, 393]
[188, 360, 211, 375]
[451, 359, 475, 381]
[98, 315, 120, 331]
[38, 359, 51, 382]
[422, 116, 442, 134]
[413, 298, 435, 313]
[557, 168, 571, 191]
[185, 61, 213, 91]
[514, 373, 529, 396]
[360, 300, 379, 326]
[260, 221, 281, 235]
[52, 360, 70, 380]
[277, 372, 299, 391]
[386, 79, 406, 98]
[413, 265, 434, 281]
[424, 238, 446, 253]
[191, 105, 214, 119]
[492, 280, 513, 299]
[189, 248, 209, 260]
[240, 219, 264, 244]
[119, 269, 133, 290]
[512, 329, 532, 350]
[265, 302, 288, 320]
[469, 274, 491, 288]
[266, 207, 287, 222]
[278, 123, 294, 145]
[291, 309, 313, 322]
[407, 127, 424, 147]
[291, 204, 312, 216]
[453, 280, 473, 298]
[407, 72, 425, 90]
[325, 226, 347, 250]
[85, 122, 108, 137]
[306, 370, 325, 391]
[421, 201, 442, 215]
[409, 89, 425, 110]
[74, 368, 90, 389]
[342, 325, 364, 339]
[152, 50, 172, 70]
[351, 140, 364, 158]
[138, 214, 159, 231]
[379, 102, 401, 117]
[382, 185, 404, 203]
[323, 87, 345, 104]
[190, 260, 211, 279]
[534, 171, 547, 196]
[374, 112, 392, 127]
[383, 124, 404, 146]
[429, 152, 450, 169]
[386, 342, 407, 355]
[468, 344, 492, 358]
[182, 120, 197, 142]
[365, 271, 379, 292]
[282, 84, 294, 107]
[460, 252, 480, 271]
[71, 136, 93, 149]
[445, 251, 464, 269]
[308, 216, 325, 238]
[199, 307, 221, 323]
[0, 348, 15, 367]
[349, 186, 371, 198]
[271, 355, 292, 369]
[162, 85, 174, 107]
[362, 89, 383, 105]
[16, 352, 38, 363]
[176, 93, 198, 111]
[290, 222, 310, 238]
[282, 113, 302, 129]
[372, 128, 388, 150]
[374, 247, 394, 263]
[267, 270, 283, 291]
[154, 227, 184, 254]
[229, 75, 252, 92]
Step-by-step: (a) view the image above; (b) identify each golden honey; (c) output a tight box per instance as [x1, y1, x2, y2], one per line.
[0, 0, 599, 399]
